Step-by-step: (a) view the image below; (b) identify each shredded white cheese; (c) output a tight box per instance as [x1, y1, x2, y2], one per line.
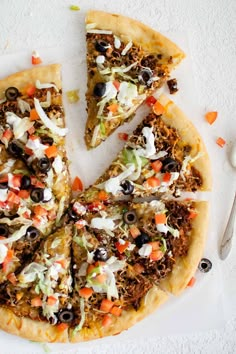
[35, 80, 59, 92]
[87, 29, 112, 35]
[121, 41, 133, 55]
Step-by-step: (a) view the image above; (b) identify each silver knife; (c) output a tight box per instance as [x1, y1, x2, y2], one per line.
[219, 191, 236, 260]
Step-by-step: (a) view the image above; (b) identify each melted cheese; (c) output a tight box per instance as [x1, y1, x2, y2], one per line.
[117, 82, 138, 107]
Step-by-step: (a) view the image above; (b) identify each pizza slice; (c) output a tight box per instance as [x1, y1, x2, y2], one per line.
[0, 64, 71, 235]
[77, 95, 211, 204]
[68, 198, 208, 341]
[85, 10, 185, 148]
[0, 225, 73, 342]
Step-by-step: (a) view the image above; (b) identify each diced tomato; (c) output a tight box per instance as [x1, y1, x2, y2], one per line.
[129, 226, 141, 238]
[31, 297, 42, 307]
[12, 175, 22, 188]
[30, 108, 39, 121]
[33, 205, 48, 217]
[87, 264, 96, 275]
[32, 54, 42, 65]
[94, 261, 106, 267]
[31, 176, 45, 188]
[7, 272, 17, 285]
[118, 132, 129, 141]
[205, 111, 217, 125]
[22, 211, 31, 219]
[2, 249, 14, 273]
[26, 84, 36, 97]
[95, 273, 107, 284]
[151, 160, 163, 173]
[146, 95, 157, 106]
[2, 129, 13, 141]
[98, 190, 109, 201]
[57, 323, 68, 332]
[18, 190, 30, 199]
[115, 241, 130, 254]
[47, 296, 57, 306]
[216, 137, 226, 148]
[107, 103, 119, 113]
[75, 219, 86, 229]
[153, 101, 165, 115]
[32, 216, 42, 228]
[45, 145, 58, 158]
[146, 177, 161, 188]
[0, 175, 8, 184]
[149, 241, 160, 251]
[150, 249, 164, 261]
[187, 277, 196, 287]
[102, 314, 112, 327]
[100, 299, 114, 312]
[162, 172, 171, 183]
[133, 263, 144, 274]
[27, 126, 35, 135]
[24, 147, 33, 156]
[113, 80, 120, 91]
[7, 191, 20, 204]
[47, 209, 56, 221]
[55, 259, 67, 269]
[188, 210, 198, 219]
[72, 176, 83, 191]
[87, 201, 106, 212]
[155, 214, 167, 224]
[110, 306, 122, 317]
[79, 287, 93, 299]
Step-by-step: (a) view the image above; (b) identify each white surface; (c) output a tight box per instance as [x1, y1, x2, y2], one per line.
[0, 0, 236, 353]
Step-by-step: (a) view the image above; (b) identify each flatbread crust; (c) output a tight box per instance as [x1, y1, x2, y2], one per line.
[69, 286, 168, 342]
[160, 201, 209, 295]
[0, 64, 61, 96]
[159, 95, 212, 191]
[86, 10, 185, 68]
[0, 307, 68, 342]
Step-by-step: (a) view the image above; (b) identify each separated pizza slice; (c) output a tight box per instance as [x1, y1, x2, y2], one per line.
[85, 10, 185, 148]
[77, 95, 211, 203]
[0, 225, 73, 342]
[0, 65, 71, 234]
[68, 198, 208, 341]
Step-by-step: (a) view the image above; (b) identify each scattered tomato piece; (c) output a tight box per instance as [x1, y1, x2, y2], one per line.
[149, 241, 160, 251]
[216, 137, 226, 148]
[79, 287, 94, 299]
[146, 177, 161, 188]
[7, 191, 20, 204]
[205, 111, 217, 125]
[26, 84, 36, 97]
[113, 80, 120, 91]
[162, 172, 171, 183]
[95, 273, 107, 284]
[55, 259, 67, 269]
[129, 226, 141, 238]
[18, 190, 30, 199]
[102, 314, 113, 327]
[57, 323, 68, 332]
[27, 126, 35, 135]
[188, 210, 198, 219]
[30, 108, 39, 121]
[118, 132, 129, 141]
[133, 263, 144, 274]
[151, 160, 162, 173]
[153, 100, 165, 115]
[98, 190, 109, 201]
[7, 272, 17, 285]
[72, 176, 83, 191]
[32, 51, 42, 65]
[45, 145, 58, 158]
[100, 298, 114, 312]
[155, 214, 167, 224]
[2, 129, 13, 141]
[110, 306, 122, 317]
[33, 205, 48, 217]
[146, 95, 157, 106]
[0, 175, 8, 184]
[47, 296, 57, 306]
[107, 103, 119, 113]
[115, 241, 130, 254]
[3, 249, 14, 273]
[150, 249, 164, 261]
[31, 297, 42, 307]
[11, 175, 22, 188]
[187, 277, 196, 287]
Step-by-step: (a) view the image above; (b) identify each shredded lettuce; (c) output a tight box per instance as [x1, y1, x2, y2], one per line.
[69, 5, 80, 11]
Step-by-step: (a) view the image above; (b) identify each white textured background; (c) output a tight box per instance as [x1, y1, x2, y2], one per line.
[0, 0, 236, 353]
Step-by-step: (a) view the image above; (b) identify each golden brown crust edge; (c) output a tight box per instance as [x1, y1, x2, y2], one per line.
[69, 286, 168, 343]
[160, 201, 209, 295]
[0, 64, 62, 97]
[159, 95, 212, 191]
[0, 307, 68, 342]
[86, 10, 185, 69]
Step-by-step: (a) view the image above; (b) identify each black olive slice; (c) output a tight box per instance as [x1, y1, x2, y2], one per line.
[135, 232, 150, 249]
[0, 182, 8, 189]
[20, 175, 31, 190]
[93, 82, 106, 97]
[25, 226, 40, 241]
[198, 258, 212, 273]
[138, 68, 153, 86]
[5, 87, 19, 101]
[161, 157, 178, 172]
[95, 39, 110, 52]
[0, 224, 9, 237]
[57, 309, 74, 323]
[120, 180, 134, 195]
[30, 188, 44, 203]
[37, 157, 51, 173]
[7, 141, 24, 157]
[123, 210, 137, 225]
[67, 207, 79, 221]
[93, 247, 108, 262]
[40, 136, 54, 146]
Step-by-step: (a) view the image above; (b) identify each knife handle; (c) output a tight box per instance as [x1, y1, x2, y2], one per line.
[220, 191, 236, 260]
